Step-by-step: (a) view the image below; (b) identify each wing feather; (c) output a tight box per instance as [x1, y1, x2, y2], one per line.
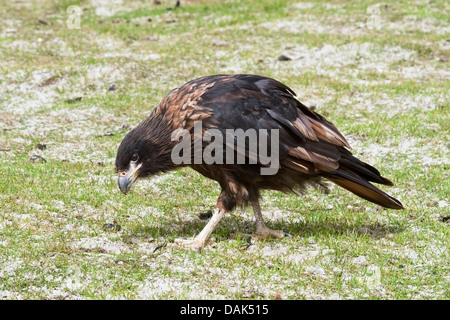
[180, 74, 401, 209]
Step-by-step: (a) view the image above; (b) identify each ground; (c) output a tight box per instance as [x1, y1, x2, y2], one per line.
[0, 0, 449, 299]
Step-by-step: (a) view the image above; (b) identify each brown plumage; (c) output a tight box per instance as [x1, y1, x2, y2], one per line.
[115, 74, 403, 250]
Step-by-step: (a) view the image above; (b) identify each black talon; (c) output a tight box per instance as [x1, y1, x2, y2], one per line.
[198, 210, 213, 220]
[239, 236, 253, 251]
[153, 241, 167, 253]
[284, 231, 293, 238]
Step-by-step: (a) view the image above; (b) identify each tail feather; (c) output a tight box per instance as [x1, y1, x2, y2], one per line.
[326, 169, 404, 210]
[339, 156, 394, 186]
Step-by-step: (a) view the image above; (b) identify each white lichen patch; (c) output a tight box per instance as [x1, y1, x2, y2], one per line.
[17, 106, 114, 139]
[74, 235, 128, 254]
[290, 2, 316, 10]
[0, 61, 142, 117]
[37, 141, 111, 163]
[91, 0, 127, 17]
[385, 15, 450, 36]
[137, 276, 206, 299]
[126, 204, 166, 220]
[132, 173, 181, 195]
[0, 257, 24, 278]
[337, 91, 447, 116]
[7, 39, 40, 53]
[1, 69, 62, 115]
[350, 136, 450, 170]
[275, 43, 423, 82]
[260, 15, 364, 36]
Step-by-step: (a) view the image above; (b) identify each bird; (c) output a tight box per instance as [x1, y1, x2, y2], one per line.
[115, 74, 403, 250]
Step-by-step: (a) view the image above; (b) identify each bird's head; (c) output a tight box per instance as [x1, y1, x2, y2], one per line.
[115, 133, 145, 194]
[115, 122, 176, 194]
[115, 123, 159, 194]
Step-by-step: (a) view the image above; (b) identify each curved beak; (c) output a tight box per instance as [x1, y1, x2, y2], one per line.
[117, 163, 142, 194]
[118, 175, 135, 194]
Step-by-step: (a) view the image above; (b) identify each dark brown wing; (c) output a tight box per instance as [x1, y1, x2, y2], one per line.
[189, 74, 403, 209]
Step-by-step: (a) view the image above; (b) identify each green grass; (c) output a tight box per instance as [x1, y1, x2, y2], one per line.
[0, 0, 449, 299]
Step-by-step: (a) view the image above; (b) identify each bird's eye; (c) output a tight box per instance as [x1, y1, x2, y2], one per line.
[130, 153, 139, 162]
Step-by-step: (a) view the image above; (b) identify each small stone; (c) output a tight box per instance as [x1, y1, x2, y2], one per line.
[40, 76, 58, 87]
[352, 256, 369, 265]
[277, 54, 292, 61]
[65, 97, 82, 104]
[36, 143, 46, 150]
[146, 35, 159, 41]
[103, 223, 121, 232]
[212, 39, 228, 47]
[97, 131, 113, 137]
[38, 19, 50, 25]
[438, 200, 448, 208]
[306, 266, 325, 276]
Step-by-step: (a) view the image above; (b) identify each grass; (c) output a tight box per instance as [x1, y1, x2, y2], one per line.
[0, 0, 449, 299]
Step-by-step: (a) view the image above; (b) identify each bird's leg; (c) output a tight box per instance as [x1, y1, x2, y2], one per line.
[172, 190, 233, 251]
[173, 208, 226, 251]
[251, 198, 290, 239]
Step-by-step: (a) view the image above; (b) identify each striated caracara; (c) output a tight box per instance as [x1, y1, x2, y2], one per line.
[115, 74, 403, 250]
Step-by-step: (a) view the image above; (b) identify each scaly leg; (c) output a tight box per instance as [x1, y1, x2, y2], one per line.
[251, 198, 291, 239]
[173, 208, 226, 251]
[172, 189, 233, 251]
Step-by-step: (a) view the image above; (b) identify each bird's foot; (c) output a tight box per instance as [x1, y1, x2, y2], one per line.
[254, 226, 292, 240]
[169, 238, 207, 252]
[230, 227, 291, 242]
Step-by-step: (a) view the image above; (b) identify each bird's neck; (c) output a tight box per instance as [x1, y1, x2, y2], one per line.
[142, 114, 182, 174]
